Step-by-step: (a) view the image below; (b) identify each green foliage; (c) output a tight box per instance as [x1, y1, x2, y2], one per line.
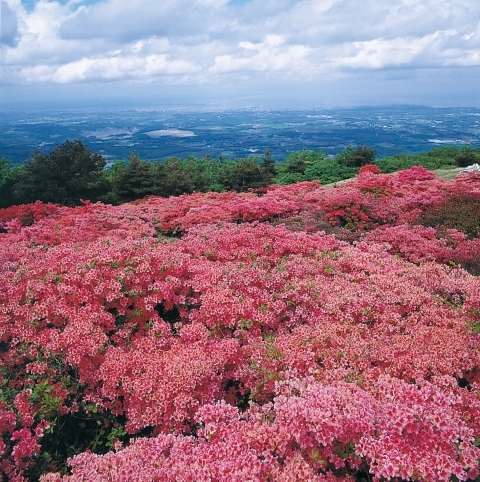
[103, 160, 126, 184]
[155, 157, 205, 196]
[98, 161, 126, 204]
[191, 156, 227, 192]
[113, 154, 156, 203]
[274, 170, 306, 185]
[219, 157, 272, 191]
[261, 148, 277, 177]
[339, 145, 376, 168]
[455, 145, 480, 168]
[14, 140, 109, 206]
[276, 153, 304, 184]
[378, 147, 460, 173]
[0, 347, 130, 480]
[29, 380, 62, 420]
[304, 159, 357, 185]
[274, 150, 329, 185]
[0, 354, 85, 476]
[467, 308, 480, 334]
[274, 150, 358, 185]
[284, 152, 308, 174]
[103, 154, 229, 203]
[3, 143, 477, 210]
[28, 405, 129, 480]
[0, 158, 18, 208]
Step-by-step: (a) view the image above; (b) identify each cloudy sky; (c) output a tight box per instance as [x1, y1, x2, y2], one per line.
[1, 0, 479, 109]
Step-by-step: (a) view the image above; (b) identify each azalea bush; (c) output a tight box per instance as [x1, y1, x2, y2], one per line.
[417, 190, 480, 239]
[0, 168, 480, 481]
[358, 164, 382, 176]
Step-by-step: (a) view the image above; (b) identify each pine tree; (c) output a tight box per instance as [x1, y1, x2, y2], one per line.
[261, 148, 276, 175]
[342, 145, 377, 168]
[113, 154, 156, 203]
[14, 140, 108, 206]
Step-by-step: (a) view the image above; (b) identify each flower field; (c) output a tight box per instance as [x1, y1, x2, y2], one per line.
[1, 166, 480, 481]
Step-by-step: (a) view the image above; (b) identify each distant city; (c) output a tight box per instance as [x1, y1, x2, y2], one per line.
[1, 105, 479, 165]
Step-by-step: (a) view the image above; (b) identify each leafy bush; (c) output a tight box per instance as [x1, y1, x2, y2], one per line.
[304, 159, 357, 185]
[377, 146, 459, 173]
[417, 189, 480, 239]
[455, 146, 480, 168]
[358, 164, 381, 175]
[219, 158, 272, 191]
[274, 150, 331, 185]
[339, 145, 376, 168]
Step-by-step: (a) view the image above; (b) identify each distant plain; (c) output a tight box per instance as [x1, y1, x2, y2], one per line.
[1, 105, 479, 165]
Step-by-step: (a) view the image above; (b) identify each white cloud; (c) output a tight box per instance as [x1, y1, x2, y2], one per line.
[332, 30, 460, 70]
[211, 35, 314, 74]
[1, 0, 480, 106]
[20, 53, 200, 82]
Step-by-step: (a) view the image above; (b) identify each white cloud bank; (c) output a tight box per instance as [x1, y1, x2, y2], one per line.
[1, 0, 480, 106]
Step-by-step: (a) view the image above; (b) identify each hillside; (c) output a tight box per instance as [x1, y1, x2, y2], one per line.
[1, 167, 480, 481]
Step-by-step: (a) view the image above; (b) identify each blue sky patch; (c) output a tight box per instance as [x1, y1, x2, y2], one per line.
[228, 0, 251, 5]
[21, 0, 101, 11]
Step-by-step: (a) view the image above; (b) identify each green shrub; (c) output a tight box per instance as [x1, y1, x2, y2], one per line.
[339, 145, 376, 168]
[304, 160, 357, 185]
[378, 147, 459, 173]
[219, 158, 272, 191]
[455, 146, 480, 168]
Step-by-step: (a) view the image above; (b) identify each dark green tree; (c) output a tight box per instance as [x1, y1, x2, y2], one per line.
[196, 155, 225, 192]
[274, 150, 325, 185]
[340, 145, 377, 168]
[182, 156, 210, 193]
[220, 158, 271, 192]
[261, 148, 276, 175]
[113, 154, 156, 203]
[273, 151, 307, 185]
[455, 146, 479, 168]
[97, 161, 126, 204]
[0, 158, 18, 208]
[284, 152, 308, 174]
[15, 140, 108, 206]
[155, 157, 198, 197]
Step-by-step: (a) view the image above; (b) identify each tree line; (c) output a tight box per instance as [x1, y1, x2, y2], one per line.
[0, 140, 478, 208]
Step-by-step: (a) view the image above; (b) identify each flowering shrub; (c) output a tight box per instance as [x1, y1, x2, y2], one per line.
[417, 189, 480, 239]
[0, 201, 62, 225]
[358, 164, 382, 176]
[0, 168, 480, 480]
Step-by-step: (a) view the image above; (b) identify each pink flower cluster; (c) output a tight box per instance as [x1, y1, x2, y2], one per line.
[0, 168, 479, 480]
[40, 379, 479, 482]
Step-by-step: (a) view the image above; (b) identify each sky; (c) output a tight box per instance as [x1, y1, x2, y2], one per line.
[1, 0, 480, 110]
